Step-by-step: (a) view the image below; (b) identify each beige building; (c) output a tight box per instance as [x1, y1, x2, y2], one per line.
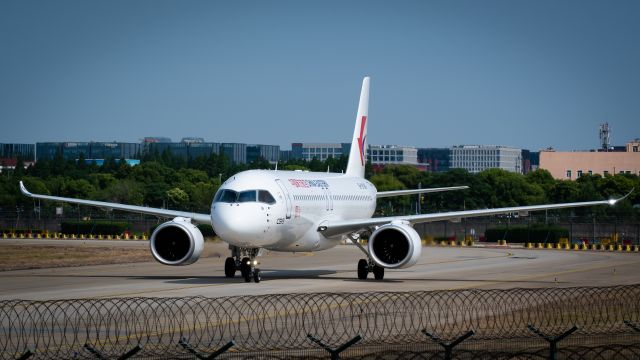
[540, 140, 640, 180]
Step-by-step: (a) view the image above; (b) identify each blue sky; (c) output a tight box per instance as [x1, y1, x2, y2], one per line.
[1, 0, 639, 151]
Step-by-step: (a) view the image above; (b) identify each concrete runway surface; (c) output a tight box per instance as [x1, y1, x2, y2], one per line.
[1, 239, 639, 299]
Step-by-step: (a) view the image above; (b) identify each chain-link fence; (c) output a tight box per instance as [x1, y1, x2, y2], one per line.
[414, 216, 640, 245]
[4, 213, 640, 245]
[2, 285, 640, 359]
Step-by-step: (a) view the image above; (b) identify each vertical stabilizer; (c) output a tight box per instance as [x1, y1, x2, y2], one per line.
[345, 76, 370, 178]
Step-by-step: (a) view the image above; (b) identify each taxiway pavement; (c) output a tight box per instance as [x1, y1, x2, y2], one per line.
[1, 240, 639, 299]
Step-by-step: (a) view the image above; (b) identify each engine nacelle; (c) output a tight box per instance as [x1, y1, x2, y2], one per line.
[150, 217, 204, 266]
[368, 221, 422, 269]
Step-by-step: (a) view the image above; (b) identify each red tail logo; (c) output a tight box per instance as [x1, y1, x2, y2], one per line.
[357, 116, 367, 166]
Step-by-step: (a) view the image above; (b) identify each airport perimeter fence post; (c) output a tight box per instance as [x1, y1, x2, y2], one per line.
[527, 324, 578, 360]
[178, 337, 235, 360]
[83, 344, 142, 360]
[421, 329, 475, 360]
[15, 349, 33, 360]
[306, 333, 362, 360]
[624, 320, 640, 333]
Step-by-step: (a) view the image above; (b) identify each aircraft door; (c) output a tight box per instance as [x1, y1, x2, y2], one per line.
[275, 179, 292, 219]
[323, 188, 333, 212]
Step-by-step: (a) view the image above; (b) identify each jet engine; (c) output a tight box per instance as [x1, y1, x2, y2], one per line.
[368, 221, 422, 269]
[150, 217, 204, 266]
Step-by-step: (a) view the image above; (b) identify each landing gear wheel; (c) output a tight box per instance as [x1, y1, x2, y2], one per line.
[253, 268, 261, 283]
[373, 265, 385, 280]
[224, 257, 236, 278]
[240, 257, 251, 282]
[357, 259, 369, 280]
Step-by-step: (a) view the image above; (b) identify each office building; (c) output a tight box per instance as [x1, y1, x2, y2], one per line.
[450, 145, 523, 174]
[540, 140, 640, 180]
[368, 145, 419, 166]
[36, 142, 142, 162]
[291, 143, 351, 162]
[0, 143, 35, 172]
[0, 143, 35, 162]
[246, 145, 280, 164]
[417, 148, 450, 172]
[220, 143, 247, 164]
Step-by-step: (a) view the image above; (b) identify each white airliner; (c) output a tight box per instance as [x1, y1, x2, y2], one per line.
[20, 77, 630, 283]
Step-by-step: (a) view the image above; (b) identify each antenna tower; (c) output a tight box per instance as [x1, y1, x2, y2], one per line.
[599, 122, 610, 151]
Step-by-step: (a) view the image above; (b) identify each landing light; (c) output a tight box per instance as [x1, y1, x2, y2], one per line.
[608, 199, 616, 205]
[253, 260, 258, 266]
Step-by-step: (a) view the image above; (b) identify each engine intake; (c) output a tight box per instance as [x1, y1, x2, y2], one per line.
[150, 217, 204, 266]
[368, 222, 422, 269]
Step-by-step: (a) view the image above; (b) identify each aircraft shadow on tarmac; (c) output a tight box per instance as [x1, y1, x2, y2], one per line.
[20, 270, 564, 286]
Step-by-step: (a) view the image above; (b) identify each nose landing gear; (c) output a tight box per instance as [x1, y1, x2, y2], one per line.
[225, 246, 262, 283]
[240, 257, 261, 283]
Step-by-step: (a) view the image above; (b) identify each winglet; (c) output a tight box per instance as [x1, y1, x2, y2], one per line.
[609, 188, 634, 205]
[19, 181, 32, 197]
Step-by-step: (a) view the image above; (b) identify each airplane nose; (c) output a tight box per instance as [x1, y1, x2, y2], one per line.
[211, 204, 267, 246]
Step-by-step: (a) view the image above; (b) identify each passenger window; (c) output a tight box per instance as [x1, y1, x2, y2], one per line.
[238, 190, 257, 203]
[258, 190, 276, 205]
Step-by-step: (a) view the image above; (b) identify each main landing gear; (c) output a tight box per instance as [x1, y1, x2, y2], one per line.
[347, 232, 385, 281]
[357, 258, 384, 280]
[225, 246, 261, 283]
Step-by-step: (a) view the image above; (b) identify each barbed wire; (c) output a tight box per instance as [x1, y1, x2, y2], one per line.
[1, 285, 639, 359]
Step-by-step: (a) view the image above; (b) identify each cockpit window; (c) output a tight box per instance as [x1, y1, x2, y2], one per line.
[214, 189, 276, 204]
[237, 190, 257, 203]
[259, 190, 276, 205]
[216, 189, 238, 203]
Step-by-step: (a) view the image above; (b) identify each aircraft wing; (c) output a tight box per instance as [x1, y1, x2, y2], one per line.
[19, 181, 211, 224]
[320, 191, 632, 238]
[377, 186, 469, 198]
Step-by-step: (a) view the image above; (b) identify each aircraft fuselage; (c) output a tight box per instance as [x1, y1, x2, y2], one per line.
[211, 169, 377, 251]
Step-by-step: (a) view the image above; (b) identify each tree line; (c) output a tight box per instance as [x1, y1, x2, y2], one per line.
[0, 150, 638, 220]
